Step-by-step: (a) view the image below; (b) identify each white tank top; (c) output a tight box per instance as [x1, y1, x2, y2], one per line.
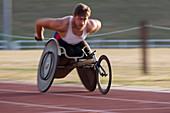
[62, 16, 87, 45]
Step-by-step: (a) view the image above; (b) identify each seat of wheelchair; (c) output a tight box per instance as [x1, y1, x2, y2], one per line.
[53, 31, 86, 58]
[59, 44, 84, 58]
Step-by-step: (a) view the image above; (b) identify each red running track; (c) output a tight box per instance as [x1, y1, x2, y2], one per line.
[1, 82, 170, 113]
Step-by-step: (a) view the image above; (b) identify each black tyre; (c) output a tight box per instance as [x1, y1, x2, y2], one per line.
[37, 39, 59, 93]
[97, 55, 112, 94]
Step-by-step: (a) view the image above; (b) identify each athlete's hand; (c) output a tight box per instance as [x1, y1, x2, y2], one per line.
[34, 33, 42, 41]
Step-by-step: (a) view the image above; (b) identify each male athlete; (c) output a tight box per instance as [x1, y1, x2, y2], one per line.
[35, 3, 101, 56]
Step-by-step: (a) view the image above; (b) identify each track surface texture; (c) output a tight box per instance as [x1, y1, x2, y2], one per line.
[1, 82, 170, 113]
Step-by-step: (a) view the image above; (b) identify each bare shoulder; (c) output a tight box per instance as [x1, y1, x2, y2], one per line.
[35, 16, 70, 32]
[51, 16, 70, 32]
[86, 19, 101, 34]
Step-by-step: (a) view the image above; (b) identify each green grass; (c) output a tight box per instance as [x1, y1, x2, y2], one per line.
[1, 0, 170, 40]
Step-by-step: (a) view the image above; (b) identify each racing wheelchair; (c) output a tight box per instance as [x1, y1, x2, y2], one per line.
[37, 33, 112, 94]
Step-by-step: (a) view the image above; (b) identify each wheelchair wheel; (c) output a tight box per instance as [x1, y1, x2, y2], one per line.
[77, 66, 97, 92]
[97, 55, 112, 94]
[37, 39, 59, 93]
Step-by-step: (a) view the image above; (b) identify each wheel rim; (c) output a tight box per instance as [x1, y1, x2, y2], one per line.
[98, 59, 110, 90]
[40, 52, 54, 80]
[97, 55, 112, 94]
[37, 39, 59, 93]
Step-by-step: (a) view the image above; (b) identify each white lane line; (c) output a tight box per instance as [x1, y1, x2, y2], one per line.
[1, 88, 170, 105]
[106, 106, 170, 112]
[0, 89, 39, 94]
[51, 93, 170, 105]
[0, 100, 114, 113]
[44, 111, 86, 113]
[1, 81, 170, 93]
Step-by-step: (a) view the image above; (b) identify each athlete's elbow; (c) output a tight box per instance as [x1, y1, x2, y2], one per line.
[97, 20, 102, 29]
[94, 20, 101, 32]
[35, 19, 44, 27]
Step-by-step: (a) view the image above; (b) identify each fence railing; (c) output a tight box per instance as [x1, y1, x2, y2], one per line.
[0, 39, 169, 50]
[0, 24, 170, 50]
[0, 40, 8, 49]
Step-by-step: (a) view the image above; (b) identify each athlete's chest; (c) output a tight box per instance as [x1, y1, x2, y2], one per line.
[72, 28, 83, 36]
[60, 28, 83, 38]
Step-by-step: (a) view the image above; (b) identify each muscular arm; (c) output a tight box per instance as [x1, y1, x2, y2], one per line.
[35, 17, 68, 40]
[87, 19, 101, 34]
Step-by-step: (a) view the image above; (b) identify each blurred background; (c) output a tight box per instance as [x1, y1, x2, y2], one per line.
[1, 0, 170, 49]
[0, 0, 170, 88]
[1, 0, 170, 36]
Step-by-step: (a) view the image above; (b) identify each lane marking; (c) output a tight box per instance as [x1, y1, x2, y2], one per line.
[0, 100, 114, 113]
[1, 88, 170, 105]
[50, 93, 170, 105]
[1, 81, 170, 93]
[106, 106, 170, 112]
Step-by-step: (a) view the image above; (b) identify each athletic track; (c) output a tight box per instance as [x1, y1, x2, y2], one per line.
[1, 82, 170, 113]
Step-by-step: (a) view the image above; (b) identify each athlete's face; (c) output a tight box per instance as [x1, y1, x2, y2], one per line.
[74, 15, 89, 31]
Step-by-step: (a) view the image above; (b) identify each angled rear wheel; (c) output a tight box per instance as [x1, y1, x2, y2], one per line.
[77, 66, 97, 92]
[37, 39, 59, 93]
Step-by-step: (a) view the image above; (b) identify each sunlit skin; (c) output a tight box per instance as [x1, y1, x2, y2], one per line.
[35, 15, 101, 40]
[35, 3, 101, 41]
[73, 15, 89, 31]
